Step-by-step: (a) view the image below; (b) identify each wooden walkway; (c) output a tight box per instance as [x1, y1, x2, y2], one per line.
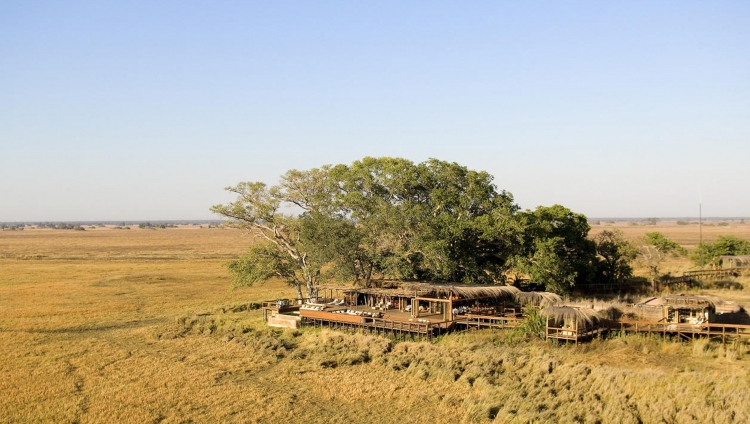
[453, 314, 522, 330]
[303, 316, 437, 339]
[682, 268, 743, 280]
[263, 298, 750, 346]
[546, 326, 607, 344]
[610, 320, 750, 344]
[547, 320, 750, 345]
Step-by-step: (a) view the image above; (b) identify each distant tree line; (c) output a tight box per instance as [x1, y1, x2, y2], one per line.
[1, 220, 225, 228]
[31, 223, 86, 230]
[138, 222, 178, 229]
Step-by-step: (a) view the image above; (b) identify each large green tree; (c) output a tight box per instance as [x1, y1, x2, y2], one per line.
[327, 157, 521, 284]
[213, 157, 596, 296]
[511, 205, 597, 294]
[690, 235, 750, 267]
[209, 169, 334, 299]
[593, 229, 637, 286]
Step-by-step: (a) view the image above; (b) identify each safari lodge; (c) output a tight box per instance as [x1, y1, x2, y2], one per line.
[263, 282, 560, 339]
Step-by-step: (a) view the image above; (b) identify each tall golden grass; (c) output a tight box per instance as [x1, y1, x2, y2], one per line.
[2, 226, 750, 423]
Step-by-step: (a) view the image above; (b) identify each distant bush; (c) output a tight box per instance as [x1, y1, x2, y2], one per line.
[676, 221, 690, 225]
[718, 222, 729, 226]
[138, 222, 176, 229]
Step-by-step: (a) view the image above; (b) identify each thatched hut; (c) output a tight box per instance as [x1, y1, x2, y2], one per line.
[312, 282, 522, 322]
[719, 255, 750, 269]
[633, 294, 741, 324]
[541, 306, 605, 343]
[515, 291, 562, 308]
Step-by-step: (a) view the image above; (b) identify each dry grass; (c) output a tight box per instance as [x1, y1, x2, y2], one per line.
[589, 220, 750, 250]
[590, 221, 750, 296]
[3, 226, 750, 423]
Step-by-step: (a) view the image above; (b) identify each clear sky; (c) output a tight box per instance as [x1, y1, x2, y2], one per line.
[1, 1, 748, 221]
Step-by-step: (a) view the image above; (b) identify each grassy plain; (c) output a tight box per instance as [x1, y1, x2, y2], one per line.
[589, 221, 750, 304]
[2, 225, 750, 423]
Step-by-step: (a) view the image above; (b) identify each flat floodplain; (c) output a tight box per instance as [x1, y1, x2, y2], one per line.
[3, 225, 750, 423]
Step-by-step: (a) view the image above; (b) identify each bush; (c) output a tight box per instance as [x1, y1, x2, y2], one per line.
[512, 308, 546, 340]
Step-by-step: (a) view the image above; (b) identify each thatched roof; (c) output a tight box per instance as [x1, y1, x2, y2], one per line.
[397, 282, 521, 300]
[640, 294, 716, 310]
[719, 255, 750, 266]
[320, 281, 521, 301]
[637, 294, 741, 313]
[515, 291, 562, 307]
[541, 306, 602, 326]
[319, 281, 565, 305]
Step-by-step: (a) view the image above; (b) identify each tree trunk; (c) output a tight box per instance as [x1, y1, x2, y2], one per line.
[305, 276, 317, 301]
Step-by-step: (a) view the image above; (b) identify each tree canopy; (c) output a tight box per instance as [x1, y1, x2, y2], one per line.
[636, 231, 685, 287]
[690, 235, 750, 267]
[593, 229, 637, 286]
[211, 157, 599, 297]
[510, 205, 597, 293]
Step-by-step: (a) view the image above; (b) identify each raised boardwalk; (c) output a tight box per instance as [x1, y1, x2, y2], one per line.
[548, 320, 750, 345]
[303, 315, 437, 339]
[682, 268, 743, 280]
[611, 320, 750, 344]
[263, 298, 750, 346]
[453, 314, 522, 330]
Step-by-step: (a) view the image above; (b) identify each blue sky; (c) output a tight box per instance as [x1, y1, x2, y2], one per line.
[1, 1, 748, 221]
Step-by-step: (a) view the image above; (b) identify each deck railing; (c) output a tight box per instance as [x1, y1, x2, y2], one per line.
[302, 315, 434, 337]
[454, 314, 522, 329]
[610, 320, 750, 341]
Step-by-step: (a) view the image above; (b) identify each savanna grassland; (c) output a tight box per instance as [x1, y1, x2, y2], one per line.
[2, 225, 750, 423]
[589, 221, 750, 302]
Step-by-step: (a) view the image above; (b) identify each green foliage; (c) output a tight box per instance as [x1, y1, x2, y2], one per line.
[213, 157, 595, 294]
[328, 157, 521, 283]
[593, 229, 637, 285]
[227, 244, 298, 290]
[690, 235, 750, 267]
[637, 232, 685, 286]
[513, 307, 546, 340]
[711, 235, 750, 255]
[511, 205, 596, 294]
[644, 232, 687, 255]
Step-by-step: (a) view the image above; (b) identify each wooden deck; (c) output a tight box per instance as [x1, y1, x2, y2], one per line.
[454, 314, 522, 330]
[547, 320, 750, 345]
[610, 320, 750, 344]
[297, 304, 448, 339]
[682, 268, 743, 280]
[261, 299, 302, 321]
[262, 298, 750, 347]
[546, 326, 607, 344]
